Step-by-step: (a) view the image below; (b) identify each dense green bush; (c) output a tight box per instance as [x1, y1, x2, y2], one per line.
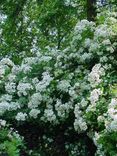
[0, 120, 24, 156]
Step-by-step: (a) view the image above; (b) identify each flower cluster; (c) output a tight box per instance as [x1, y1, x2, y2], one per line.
[105, 98, 117, 131]
[74, 104, 87, 132]
[88, 64, 105, 87]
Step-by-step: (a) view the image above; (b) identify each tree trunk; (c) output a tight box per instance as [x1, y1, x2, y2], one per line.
[87, 0, 97, 21]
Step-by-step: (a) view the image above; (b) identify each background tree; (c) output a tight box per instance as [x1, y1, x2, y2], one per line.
[86, 0, 97, 21]
[0, 0, 85, 62]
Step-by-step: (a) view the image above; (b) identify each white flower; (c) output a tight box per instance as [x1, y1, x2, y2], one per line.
[12, 65, 21, 74]
[94, 25, 110, 38]
[55, 100, 73, 119]
[108, 108, 115, 118]
[84, 38, 91, 47]
[21, 64, 32, 73]
[93, 132, 100, 146]
[107, 47, 114, 53]
[69, 88, 77, 99]
[108, 98, 117, 119]
[80, 98, 88, 107]
[29, 109, 40, 118]
[89, 42, 100, 52]
[57, 80, 70, 92]
[0, 101, 10, 115]
[88, 64, 105, 87]
[23, 57, 38, 65]
[0, 101, 20, 115]
[88, 72, 101, 87]
[74, 104, 87, 132]
[89, 88, 102, 105]
[105, 98, 117, 132]
[32, 77, 39, 85]
[0, 119, 6, 127]
[0, 66, 5, 78]
[80, 52, 92, 61]
[79, 120, 87, 131]
[0, 94, 12, 102]
[0, 58, 14, 66]
[97, 116, 105, 123]
[74, 104, 81, 118]
[109, 98, 117, 107]
[5, 82, 16, 94]
[15, 112, 27, 121]
[36, 72, 53, 92]
[17, 82, 33, 96]
[10, 102, 20, 110]
[8, 74, 16, 82]
[100, 56, 108, 63]
[110, 120, 117, 131]
[42, 109, 56, 123]
[28, 92, 42, 109]
[74, 118, 87, 132]
[102, 39, 111, 45]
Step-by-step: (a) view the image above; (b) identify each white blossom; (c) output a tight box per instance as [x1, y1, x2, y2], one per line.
[57, 80, 70, 92]
[5, 82, 16, 94]
[88, 64, 105, 87]
[15, 112, 27, 121]
[29, 109, 40, 118]
[28, 92, 42, 109]
[0, 119, 6, 127]
[17, 82, 33, 96]
[89, 88, 102, 105]
[0, 58, 14, 66]
[36, 72, 53, 92]
[42, 109, 56, 123]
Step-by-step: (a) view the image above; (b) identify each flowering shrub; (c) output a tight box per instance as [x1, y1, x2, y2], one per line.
[0, 16, 117, 155]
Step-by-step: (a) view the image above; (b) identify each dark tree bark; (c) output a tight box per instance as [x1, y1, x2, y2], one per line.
[87, 0, 97, 21]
